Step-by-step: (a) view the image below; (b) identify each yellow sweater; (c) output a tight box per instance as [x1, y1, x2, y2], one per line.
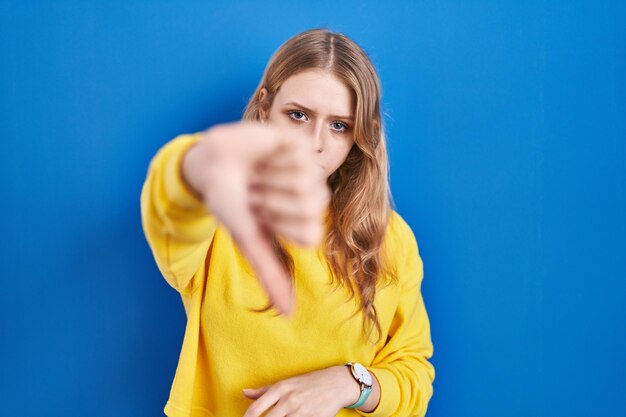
[140, 132, 435, 417]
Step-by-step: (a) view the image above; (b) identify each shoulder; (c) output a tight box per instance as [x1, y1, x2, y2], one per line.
[385, 209, 419, 253]
[382, 209, 424, 287]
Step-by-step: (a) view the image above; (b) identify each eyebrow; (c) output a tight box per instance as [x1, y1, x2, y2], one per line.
[283, 101, 354, 121]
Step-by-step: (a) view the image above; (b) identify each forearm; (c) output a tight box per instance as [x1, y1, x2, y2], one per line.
[140, 133, 219, 294]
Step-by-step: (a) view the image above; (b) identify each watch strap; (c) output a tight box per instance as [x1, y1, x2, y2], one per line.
[346, 385, 372, 408]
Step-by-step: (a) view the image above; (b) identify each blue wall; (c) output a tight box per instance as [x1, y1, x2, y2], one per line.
[1, 1, 624, 416]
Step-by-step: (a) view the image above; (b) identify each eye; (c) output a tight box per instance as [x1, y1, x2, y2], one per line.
[287, 110, 308, 122]
[331, 121, 350, 133]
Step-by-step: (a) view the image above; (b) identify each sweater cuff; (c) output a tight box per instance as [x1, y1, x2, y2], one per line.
[356, 367, 400, 417]
[164, 134, 206, 210]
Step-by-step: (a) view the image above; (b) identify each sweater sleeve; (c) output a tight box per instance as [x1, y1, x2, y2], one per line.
[358, 219, 436, 417]
[140, 133, 219, 296]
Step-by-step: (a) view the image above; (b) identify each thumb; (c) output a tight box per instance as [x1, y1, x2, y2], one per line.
[232, 211, 295, 316]
[202, 163, 295, 316]
[242, 385, 270, 399]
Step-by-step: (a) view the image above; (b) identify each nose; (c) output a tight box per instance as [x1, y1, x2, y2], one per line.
[311, 122, 325, 153]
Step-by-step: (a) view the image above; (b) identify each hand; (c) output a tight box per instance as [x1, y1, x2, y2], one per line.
[242, 366, 361, 417]
[248, 133, 330, 248]
[181, 121, 330, 315]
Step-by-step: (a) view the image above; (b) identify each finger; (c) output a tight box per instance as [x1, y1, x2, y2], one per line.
[258, 145, 301, 170]
[252, 167, 315, 198]
[212, 121, 294, 162]
[258, 209, 323, 248]
[242, 385, 270, 400]
[260, 154, 323, 182]
[259, 132, 316, 171]
[253, 188, 326, 223]
[233, 210, 295, 316]
[263, 400, 290, 417]
[242, 387, 282, 417]
[254, 192, 308, 222]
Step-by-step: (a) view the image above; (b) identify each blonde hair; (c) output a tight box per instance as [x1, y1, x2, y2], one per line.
[242, 28, 397, 344]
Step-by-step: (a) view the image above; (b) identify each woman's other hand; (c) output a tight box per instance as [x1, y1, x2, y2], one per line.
[241, 366, 361, 417]
[181, 121, 330, 316]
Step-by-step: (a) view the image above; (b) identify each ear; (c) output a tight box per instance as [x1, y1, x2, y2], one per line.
[258, 87, 269, 121]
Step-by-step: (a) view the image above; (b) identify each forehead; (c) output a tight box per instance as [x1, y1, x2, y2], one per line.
[275, 69, 354, 116]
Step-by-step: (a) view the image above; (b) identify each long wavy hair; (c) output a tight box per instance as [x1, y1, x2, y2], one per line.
[242, 28, 398, 345]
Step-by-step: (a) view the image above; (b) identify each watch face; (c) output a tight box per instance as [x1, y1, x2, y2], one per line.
[353, 363, 372, 386]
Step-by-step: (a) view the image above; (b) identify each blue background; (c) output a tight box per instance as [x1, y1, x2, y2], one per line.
[1, 1, 624, 416]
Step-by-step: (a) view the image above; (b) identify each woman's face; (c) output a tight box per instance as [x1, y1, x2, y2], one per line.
[259, 69, 355, 182]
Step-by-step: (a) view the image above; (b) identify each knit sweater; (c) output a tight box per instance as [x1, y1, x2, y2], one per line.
[140, 132, 435, 417]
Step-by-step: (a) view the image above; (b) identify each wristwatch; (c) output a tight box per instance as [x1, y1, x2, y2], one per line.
[344, 362, 373, 409]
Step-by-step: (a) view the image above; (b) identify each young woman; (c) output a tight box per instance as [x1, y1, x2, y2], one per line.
[141, 28, 435, 417]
